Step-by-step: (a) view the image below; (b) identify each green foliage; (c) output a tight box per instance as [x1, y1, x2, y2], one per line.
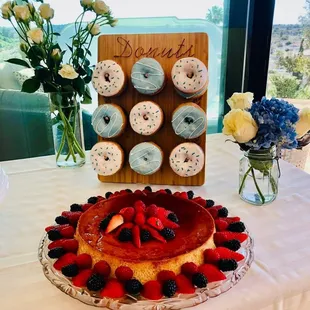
[206, 6, 223, 25]
[268, 74, 300, 98]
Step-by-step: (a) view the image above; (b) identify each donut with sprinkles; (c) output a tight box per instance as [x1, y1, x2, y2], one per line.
[169, 143, 205, 177]
[92, 60, 126, 97]
[171, 57, 208, 99]
[129, 101, 164, 136]
[90, 141, 124, 176]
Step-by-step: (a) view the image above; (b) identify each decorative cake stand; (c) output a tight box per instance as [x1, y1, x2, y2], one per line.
[38, 231, 254, 309]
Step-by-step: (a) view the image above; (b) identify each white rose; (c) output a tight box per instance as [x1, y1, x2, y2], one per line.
[223, 109, 258, 143]
[227, 92, 254, 110]
[296, 107, 310, 138]
[51, 48, 61, 60]
[111, 19, 118, 27]
[1, 1, 12, 19]
[87, 22, 100, 36]
[39, 3, 54, 20]
[58, 64, 79, 80]
[81, 0, 93, 7]
[27, 28, 44, 44]
[13, 5, 31, 21]
[92, 0, 109, 15]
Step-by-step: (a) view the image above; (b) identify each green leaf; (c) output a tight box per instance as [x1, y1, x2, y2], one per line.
[43, 81, 59, 93]
[73, 77, 85, 96]
[73, 40, 79, 47]
[77, 66, 87, 76]
[62, 85, 75, 93]
[76, 48, 84, 59]
[53, 32, 61, 36]
[82, 85, 92, 104]
[21, 78, 41, 93]
[66, 44, 73, 52]
[84, 58, 90, 66]
[86, 50, 92, 56]
[5, 58, 31, 68]
[35, 66, 51, 81]
[85, 85, 92, 98]
[84, 75, 92, 84]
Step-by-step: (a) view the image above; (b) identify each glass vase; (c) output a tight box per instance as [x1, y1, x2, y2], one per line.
[239, 147, 279, 206]
[50, 92, 86, 168]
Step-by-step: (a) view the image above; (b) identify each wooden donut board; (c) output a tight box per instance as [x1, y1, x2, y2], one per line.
[97, 33, 208, 186]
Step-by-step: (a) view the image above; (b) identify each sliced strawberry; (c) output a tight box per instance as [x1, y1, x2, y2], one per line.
[221, 217, 241, 224]
[72, 269, 93, 287]
[119, 207, 135, 222]
[45, 224, 69, 232]
[198, 264, 226, 283]
[76, 253, 92, 269]
[141, 280, 163, 300]
[214, 232, 248, 245]
[157, 207, 170, 218]
[100, 278, 125, 298]
[81, 203, 93, 212]
[61, 211, 82, 225]
[179, 192, 188, 199]
[53, 253, 77, 270]
[134, 190, 146, 196]
[142, 224, 166, 243]
[157, 189, 166, 194]
[193, 197, 206, 207]
[97, 195, 105, 202]
[175, 274, 195, 294]
[106, 214, 124, 233]
[213, 247, 244, 261]
[173, 192, 180, 197]
[215, 219, 229, 231]
[147, 217, 164, 230]
[120, 190, 128, 195]
[208, 208, 218, 219]
[132, 225, 141, 248]
[134, 200, 146, 213]
[146, 204, 159, 218]
[48, 239, 78, 252]
[134, 212, 146, 226]
[204, 249, 221, 264]
[59, 226, 75, 238]
[157, 215, 180, 229]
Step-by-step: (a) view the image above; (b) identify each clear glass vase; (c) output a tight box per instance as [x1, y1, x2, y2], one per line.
[50, 92, 85, 168]
[239, 147, 279, 206]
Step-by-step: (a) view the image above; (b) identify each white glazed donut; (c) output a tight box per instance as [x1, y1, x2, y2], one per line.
[92, 60, 126, 97]
[129, 101, 164, 136]
[169, 143, 205, 177]
[90, 142, 124, 176]
[171, 57, 208, 99]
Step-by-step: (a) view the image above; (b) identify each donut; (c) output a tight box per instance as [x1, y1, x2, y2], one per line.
[90, 142, 124, 176]
[169, 143, 205, 177]
[92, 60, 126, 97]
[172, 102, 207, 139]
[129, 101, 164, 136]
[171, 57, 208, 99]
[129, 142, 163, 175]
[91, 104, 126, 138]
[131, 58, 165, 95]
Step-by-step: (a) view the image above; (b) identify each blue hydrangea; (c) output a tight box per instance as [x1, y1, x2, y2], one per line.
[246, 97, 299, 150]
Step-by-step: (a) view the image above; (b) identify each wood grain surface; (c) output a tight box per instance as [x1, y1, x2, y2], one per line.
[97, 32, 208, 186]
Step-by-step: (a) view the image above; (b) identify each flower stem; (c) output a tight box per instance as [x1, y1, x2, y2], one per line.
[251, 168, 265, 204]
[239, 166, 252, 194]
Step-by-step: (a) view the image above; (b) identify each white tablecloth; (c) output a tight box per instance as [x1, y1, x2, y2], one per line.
[1, 134, 310, 310]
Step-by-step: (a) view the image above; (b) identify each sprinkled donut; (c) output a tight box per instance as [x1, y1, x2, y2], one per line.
[91, 104, 126, 138]
[129, 142, 163, 175]
[90, 142, 124, 176]
[171, 57, 208, 99]
[172, 102, 207, 139]
[169, 143, 205, 177]
[92, 60, 126, 97]
[129, 101, 163, 136]
[131, 58, 165, 95]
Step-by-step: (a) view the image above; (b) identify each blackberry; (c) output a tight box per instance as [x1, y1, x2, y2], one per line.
[165, 189, 172, 194]
[222, 239, 241, 252]
[218, 207, 228, 217]
[47, 229, 62, 241]
[48, 247, 66, 259]
[187, 190, 194, 200]
[86, 274, 105, 291]
[167, 213, 179, 223]
[61, 263, 79, 277]
[125, 189, 133, 193]
[55, 215, 69, 225]
[144, 186, 152, 192]
[218, 259, 238, 272]
[99, 212, 117, 230]
[228, 222, 246, 232]
[192, 272, 208, 288]
[125, 279, 143, 295]
[88, 196, 98, 204]
[160, 228, 175, 240]
[118, 228, 132, 242]
[70, 203, 83, 212]
[206, 199, 215, 208]
[140, 229, 151, 242]
[162, 279, 177, 297]
[105, 191, 113, 199]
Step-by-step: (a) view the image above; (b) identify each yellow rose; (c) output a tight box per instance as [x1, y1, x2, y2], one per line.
[92, 0, 109, 15]
[1, 1, 12, 19]
[51, 48, 61, 60]
[27, 28, 44, 44]
[227, 92, 254, 110]
[223, 109, 258, 143]
[81, 0, 93, 7]
[58, 64, 79, 80]
[296, 107, 310, 138]
[87, 22, 100, 36]
[111, 19, 118, 27]
[39, 3, 54, 20]
[13, 5, 31, 21]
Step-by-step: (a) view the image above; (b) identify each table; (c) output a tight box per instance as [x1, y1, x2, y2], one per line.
[1, 134, 310, 310]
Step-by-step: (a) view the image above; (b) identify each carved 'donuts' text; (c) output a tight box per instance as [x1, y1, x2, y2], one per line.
[114, 37, 195, 58]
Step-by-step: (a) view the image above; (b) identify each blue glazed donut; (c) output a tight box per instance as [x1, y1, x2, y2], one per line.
[131, 58, 165, 95]
[91, 104, 126, 138]
[172, 103, 207, 139]
[129, 142, 163, 175]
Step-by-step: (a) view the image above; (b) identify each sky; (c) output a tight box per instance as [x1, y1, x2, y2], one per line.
[0, 0, 307, 26]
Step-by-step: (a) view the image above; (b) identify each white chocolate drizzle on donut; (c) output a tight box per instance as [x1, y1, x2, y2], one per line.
[130, 101, 163, 136]
[169, 143, 204, 177]
[90, 142, 123, 176]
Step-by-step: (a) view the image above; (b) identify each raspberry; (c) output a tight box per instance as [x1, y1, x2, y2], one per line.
[72, 269, 93, 287]
[119, 207, 135, 222]
[87, 274, 105, 291]
[181, 262, 198, 277]
[162, 279, 177, 298]
[62, 263, 79, 277]
[175, 274, 195, 294]
[141, 280, 163, 300]
[157, 270, 176, 283]
[100, 279, 125, 298]
[48, 247, 65, 259]
[115, 266, 133, 281]
[192, 272, 208, 288]
[93, 260, 111, 277]
[124, 279, 143, 295]
[228, 222, 246, 232]
[146, 204, 159, 217]
[218, 259, 238, 272]
[76, 254, 92, 269]
[88, 196, 98, 204]
[198, 264, 226, 283]
[70, 203, 83, 212]
[134, 200, 146, 213]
